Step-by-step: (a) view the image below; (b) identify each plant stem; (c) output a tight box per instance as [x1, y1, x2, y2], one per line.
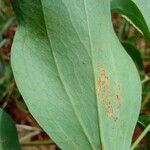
[141, 92, 150, 112]
[1, 81, 16, 109]
[0, 39, 7, 48]
[131, 123, 150, 150]
[21, 140, 55, 147]
[141, 75, 150, 84]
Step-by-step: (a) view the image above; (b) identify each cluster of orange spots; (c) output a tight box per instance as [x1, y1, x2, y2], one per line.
[107, 105, 113, 118]
[97, 67, 109, 97]
[97, 65, 122, 121]
[97, 66, 111, 103]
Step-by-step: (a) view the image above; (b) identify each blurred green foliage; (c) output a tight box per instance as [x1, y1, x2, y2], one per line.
[0, 0, 25, 110]
[0, 0, 14, 101]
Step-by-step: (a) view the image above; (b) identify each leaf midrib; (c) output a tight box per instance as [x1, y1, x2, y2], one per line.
[83, 0, 102, 147]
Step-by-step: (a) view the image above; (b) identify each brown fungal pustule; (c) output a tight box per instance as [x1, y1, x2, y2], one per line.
[113, 116, 118, 122]
[115, 94, 121, 108]
[97, 67, 108, 96]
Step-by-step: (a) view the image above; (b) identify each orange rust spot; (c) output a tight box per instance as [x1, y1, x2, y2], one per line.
[101, 69, 106, 75]
[97, 67, 108, 95]
[97, 78, 102, 95]
[107, 106, 113, 118]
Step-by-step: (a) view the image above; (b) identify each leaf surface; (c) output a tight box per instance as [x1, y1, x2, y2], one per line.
[0, 109, 20, 150]
[11, 0, 141, 149]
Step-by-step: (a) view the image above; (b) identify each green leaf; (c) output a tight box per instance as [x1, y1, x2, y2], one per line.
[122, 42, 144, 70]
[0, 58, 4, 77]
[111, 0, 150, 43]
[11, 0, 141, 149]
[0, 109, 20, 150]
[0, 61, 14, 101]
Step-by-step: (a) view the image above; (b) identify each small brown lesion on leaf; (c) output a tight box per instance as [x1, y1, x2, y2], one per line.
[113, 116, 118, 122]
[107, 105, 113, 118]
[97, 65, 122, 121]
[97, 66, 109, 96]
[114, 94, 121, 108]
[100, 144, 103, 150]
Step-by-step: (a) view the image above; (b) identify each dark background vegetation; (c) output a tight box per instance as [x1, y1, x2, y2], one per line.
[0, 0, 150, 149]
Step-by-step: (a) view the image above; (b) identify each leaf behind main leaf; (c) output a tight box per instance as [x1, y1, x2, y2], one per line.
[111, 0, 150, 43]
[0, 109, 20, 150]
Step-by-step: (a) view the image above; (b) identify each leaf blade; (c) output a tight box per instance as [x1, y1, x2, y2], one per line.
[0, 109, 20, 150]
[11, 0, 141, 149]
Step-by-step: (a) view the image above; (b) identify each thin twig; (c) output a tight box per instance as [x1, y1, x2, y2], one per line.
[1, 81, 16, 109]
[19, 130, 41, 142]
[141, 92, 150, 111]
[141, 75, 150, 84]
[16, 124, 41, 132]
[0, 39, 7, 48]
[131, 124, 150, 150]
